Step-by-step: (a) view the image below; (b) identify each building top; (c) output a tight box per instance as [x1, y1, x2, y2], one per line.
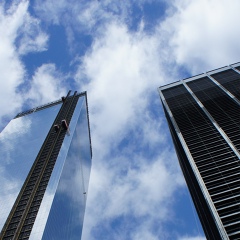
[14, 90, 93, 158]
[159, 62, 240, 91]
[15, 91, 87, 119]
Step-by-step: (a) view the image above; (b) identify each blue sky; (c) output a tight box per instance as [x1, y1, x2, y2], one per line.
[1, 0, 240, 239]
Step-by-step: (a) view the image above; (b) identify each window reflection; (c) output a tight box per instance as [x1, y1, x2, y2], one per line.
[43, 97, 91, 239]
[0, 104, 61, 231]
[30, 96, 91, 240]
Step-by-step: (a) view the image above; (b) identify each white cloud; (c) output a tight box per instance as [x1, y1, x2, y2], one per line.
[34, 0, 106, 28]
[0, 1, 27, 124]
[34, 0, 152, 27]
[131, 224, 160, 240]
[82, 151, 183, 239]
[76, 23, 167, 156]
[104, 155, 182, 218]
[33, 0, 166, 51]
[26, 64, 67, 106]
[17, 13, 48, 55]
[178, 236, 206, 240]
[33, 0, 69, 25]
[0, 0, 49, 128]
[77, 22, 186, 239]
[163, 0, 240, 74]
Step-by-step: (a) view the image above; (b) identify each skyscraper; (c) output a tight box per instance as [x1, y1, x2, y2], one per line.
[158, 63, 240, 240]
[0, 91, 92, 240]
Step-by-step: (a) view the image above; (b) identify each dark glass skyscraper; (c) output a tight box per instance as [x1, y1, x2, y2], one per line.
[159, 63, 240, 240]
[0, 91, 92, 240]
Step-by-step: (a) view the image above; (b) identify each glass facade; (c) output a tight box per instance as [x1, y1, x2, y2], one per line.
[0, 91, 92, 240]
[159, 63, 240, 240]
[40, 96, 91, 240]
[0, 104, 61, 232]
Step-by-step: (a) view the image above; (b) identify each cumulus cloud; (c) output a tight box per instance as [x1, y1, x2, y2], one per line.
[76, 22, 186, 239]
[76, 23, 168, 154]
[163, 0, 240, 74]
[34, 0, 154, 27]
[33, 0, 167, 51]
[0, 1, 27, 124]
[0, 0, 49, 127]
[17, 13, 48, 55]
[104, 155, 181, 218]
[34, 0, 115, 29]
[178, 236, 206, 240]
[26, 64, 67, 106]
[82, 152, 183, 239]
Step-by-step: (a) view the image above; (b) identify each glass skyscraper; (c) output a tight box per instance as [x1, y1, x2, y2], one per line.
[159, 63, 240, 239]
[0, 91, 92, 240]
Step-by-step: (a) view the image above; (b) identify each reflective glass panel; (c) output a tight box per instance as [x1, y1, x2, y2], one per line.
[41, 96, 91, 240]
[0, 104, 61, 231]
[30, 96, 91, 239]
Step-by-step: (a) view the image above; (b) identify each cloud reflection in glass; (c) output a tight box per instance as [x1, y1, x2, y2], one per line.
[0, 104, 61, 231]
